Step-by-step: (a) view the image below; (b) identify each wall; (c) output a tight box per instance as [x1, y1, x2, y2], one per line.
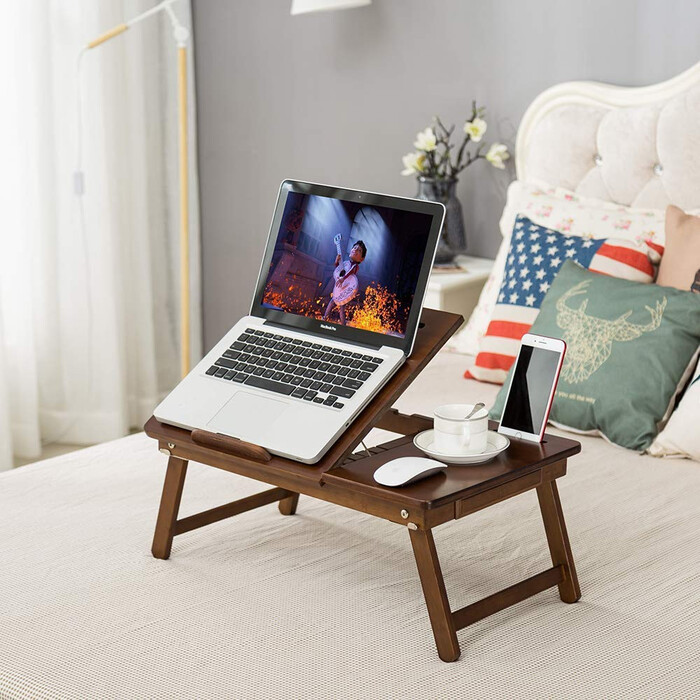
[193, 0, 700, 350]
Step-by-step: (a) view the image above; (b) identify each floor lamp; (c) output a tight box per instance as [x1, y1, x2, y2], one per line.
[86, 0, 192, 378]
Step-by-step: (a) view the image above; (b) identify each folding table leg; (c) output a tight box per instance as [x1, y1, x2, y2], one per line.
[278, 492, 300, 516]
[151, 456, 188, 560]
[537, 479, 581, 603]
[409, 528, 461, 662]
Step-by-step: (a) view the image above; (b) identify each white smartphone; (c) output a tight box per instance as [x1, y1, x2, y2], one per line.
[497, 333, 566, 443]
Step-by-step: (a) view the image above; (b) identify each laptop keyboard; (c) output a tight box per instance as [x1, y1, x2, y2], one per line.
[205, 328, 384, 409]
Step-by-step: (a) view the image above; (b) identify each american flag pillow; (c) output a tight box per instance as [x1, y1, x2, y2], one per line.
[465, 215, 657, 384]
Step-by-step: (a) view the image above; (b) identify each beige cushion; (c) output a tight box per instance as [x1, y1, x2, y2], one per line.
[649, 358, 700, 460]
[647, 206, 700, 460]
[656, 205, 700, 290]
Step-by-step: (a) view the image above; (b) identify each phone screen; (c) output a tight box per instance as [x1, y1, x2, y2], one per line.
[501, 345, 562, 435]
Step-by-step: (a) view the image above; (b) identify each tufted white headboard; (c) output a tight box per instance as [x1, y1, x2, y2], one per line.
[515, 60, 700, 211]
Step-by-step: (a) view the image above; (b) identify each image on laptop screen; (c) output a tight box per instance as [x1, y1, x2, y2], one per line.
[260, 192, 434, 338]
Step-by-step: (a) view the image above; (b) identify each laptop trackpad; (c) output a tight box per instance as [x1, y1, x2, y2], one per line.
[206, 391, 288, 442]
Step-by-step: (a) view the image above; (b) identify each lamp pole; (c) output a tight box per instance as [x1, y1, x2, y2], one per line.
[86, 0, 192, 378]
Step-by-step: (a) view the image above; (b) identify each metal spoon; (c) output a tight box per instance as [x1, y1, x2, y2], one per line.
[463, 402, 485, 420]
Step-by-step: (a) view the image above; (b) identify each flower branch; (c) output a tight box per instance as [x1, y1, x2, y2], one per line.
[401, 103, 509, 179]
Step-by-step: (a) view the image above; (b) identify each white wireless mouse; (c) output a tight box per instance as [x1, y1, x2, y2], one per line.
[373, 457, 447, 487]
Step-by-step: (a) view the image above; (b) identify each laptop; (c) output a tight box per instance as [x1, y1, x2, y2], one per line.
[154, 180, 445, 463]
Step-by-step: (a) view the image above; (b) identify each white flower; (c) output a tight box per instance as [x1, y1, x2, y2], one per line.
[401, 152, 426, 176]
[485, 142, 510, 170]
[413, 127, 436, 152]
[463, 117, 487, 142]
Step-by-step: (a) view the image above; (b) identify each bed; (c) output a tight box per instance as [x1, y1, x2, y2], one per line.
[2, 66, 699, 698]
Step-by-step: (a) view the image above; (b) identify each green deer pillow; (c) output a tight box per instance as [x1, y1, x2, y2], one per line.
[489, 260, 700, 451]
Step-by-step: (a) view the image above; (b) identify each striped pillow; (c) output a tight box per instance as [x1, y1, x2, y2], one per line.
[465, 215, 657, 384]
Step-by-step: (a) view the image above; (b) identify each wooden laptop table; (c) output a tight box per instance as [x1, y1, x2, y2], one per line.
[145, 309, 581, 662]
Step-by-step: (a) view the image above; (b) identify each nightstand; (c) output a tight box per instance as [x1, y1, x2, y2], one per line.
[425, 255, 494, 328]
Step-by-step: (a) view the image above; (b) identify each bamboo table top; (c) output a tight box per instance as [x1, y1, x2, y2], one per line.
[145, 303, 580, 518]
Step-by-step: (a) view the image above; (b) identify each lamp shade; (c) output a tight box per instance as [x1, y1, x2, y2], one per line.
[291, 0, 371, 15]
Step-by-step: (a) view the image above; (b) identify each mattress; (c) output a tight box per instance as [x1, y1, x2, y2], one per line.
[1, 352, 699, 699]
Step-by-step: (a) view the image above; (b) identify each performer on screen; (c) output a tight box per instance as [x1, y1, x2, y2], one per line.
[323, 239, 367, 325]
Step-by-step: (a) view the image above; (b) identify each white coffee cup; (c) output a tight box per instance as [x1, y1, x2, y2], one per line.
[433, 403, 489, 455]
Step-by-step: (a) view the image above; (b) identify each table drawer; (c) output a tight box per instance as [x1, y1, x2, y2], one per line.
[455, 470, 543, 519]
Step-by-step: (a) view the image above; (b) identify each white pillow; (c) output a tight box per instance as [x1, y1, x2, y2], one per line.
[455, 181, 667, 356]
[648, 356, 700, 461]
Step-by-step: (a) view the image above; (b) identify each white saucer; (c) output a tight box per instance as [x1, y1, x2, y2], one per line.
[413, 430, 510, 465]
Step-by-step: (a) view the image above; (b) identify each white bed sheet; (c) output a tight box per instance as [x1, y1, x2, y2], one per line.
[1, 352, 699, 699]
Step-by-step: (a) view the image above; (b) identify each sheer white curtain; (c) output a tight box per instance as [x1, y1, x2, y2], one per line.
[0, 0, 202, 469]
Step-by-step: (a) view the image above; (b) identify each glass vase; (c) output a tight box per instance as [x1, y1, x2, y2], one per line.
[415, 176, 466, 265]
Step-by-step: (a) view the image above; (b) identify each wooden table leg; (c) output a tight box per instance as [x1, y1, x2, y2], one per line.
[152, 456, 188, 560]
[278, 492, 299, 516]
[537, 479, 581, 604]
[409, 528, 460, 662]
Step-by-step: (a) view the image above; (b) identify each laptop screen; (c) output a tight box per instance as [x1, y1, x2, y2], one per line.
[251, 181, 444, 353]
